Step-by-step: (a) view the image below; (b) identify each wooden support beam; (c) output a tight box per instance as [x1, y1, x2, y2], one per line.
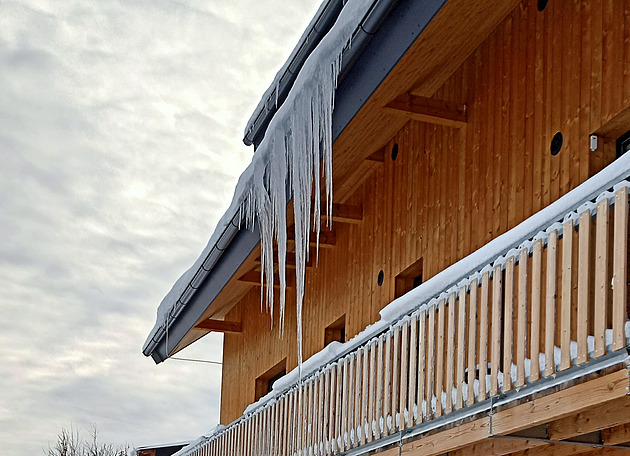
[449, 438, 545, 456]
[384, 93, 467, 128]
[321, 203, 363, 224]
[237, 270, 295, 288]
[366, 147, 385, 162]
[397, 418, 491, 456]
[253, 252, 312, 269]
[491, 370, 630, 436]
[602, 423, 630, 446]
[287, 228, 336, 248]
[508, 443, 610, 456]
[549, 396, 630, 441]
[194, 319, 242, 333]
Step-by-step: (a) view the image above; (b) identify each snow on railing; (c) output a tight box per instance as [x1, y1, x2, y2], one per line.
[176, 160, 630, 456]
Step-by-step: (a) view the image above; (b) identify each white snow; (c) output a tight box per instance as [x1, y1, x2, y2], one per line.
[144, 0, 370, 359]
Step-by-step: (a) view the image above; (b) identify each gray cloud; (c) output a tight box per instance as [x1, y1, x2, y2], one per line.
[0, 0, 321, 454]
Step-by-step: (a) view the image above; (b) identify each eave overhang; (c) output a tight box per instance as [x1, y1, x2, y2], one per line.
[144, 0, 449, 363]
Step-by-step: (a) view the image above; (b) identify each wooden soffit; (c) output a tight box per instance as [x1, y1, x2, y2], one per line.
[332, 0, 523, 203]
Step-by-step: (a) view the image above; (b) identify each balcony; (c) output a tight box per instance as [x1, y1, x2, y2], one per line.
[185, 160, 630, 456]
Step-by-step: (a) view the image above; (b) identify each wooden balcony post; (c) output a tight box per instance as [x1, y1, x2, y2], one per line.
[612, 186, 628, 350]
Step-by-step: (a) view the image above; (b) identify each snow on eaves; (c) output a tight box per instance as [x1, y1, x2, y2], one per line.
[143, 0, 370, 356]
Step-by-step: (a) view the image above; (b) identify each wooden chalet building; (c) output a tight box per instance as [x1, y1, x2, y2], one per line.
[143, 0, 630, 455]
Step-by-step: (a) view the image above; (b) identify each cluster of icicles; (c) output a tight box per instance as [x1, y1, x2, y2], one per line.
[236, 36, 346, 375]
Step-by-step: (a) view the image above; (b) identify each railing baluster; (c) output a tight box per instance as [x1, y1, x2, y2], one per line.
[367, 341, 376, 442]
[408, 314, 418, 425]
[347, 354, 355, 448]
[399, 320, 410, 428]
[383, 331, 392, 433]
[284, 396, 289, 456]
[577, 209, 591, 365]
[360, 346, 368, 446]
[335, 361, 343, 453]
[307, 380, 314, 455]
[321, 377, 328, 456]
[517, 248, 529, 388]
[265, 405, 271, 456]
[530, 239, 542, 382]
[612, 186, 628, 351]
[312, 377, 320, 456]
[375, 335, 384, 439]
[435, 298, 446, 416]
[561, 219, 574, 371]
[318, 373, 325, 455]
[278, 397, 285, 456]
[341, 357, 349, 450]
[503, 256, 515, 392]
[467, 279, 478, 406]
[392, 326, 401, 426]
[445, 293, 456, 413]
[353, 351, 361, 448]
[328, 364, 336, 454]
[545, 230, 558, 377]
[490, 265, 502, 396]
[479, 272, 490, 401]
[426, 305, 436, 420]
[417, 311, 426, 423]
[456, 286, 466, 409]
[594, 199, 609, 357]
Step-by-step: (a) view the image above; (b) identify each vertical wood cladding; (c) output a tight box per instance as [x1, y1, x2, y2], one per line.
[220, 0, 629, 424]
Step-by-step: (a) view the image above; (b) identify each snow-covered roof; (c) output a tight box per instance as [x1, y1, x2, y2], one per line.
[143, 0, 403, 361]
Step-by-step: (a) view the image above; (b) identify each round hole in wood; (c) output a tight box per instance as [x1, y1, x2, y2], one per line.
[377, 270, 384, 286]
[391, 143, 399, 161]
[551, 131, 563, 156]
[538, 0, 548, 11]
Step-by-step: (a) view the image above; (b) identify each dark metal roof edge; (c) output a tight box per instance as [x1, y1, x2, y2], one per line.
[145, 0, 448, 363]
[147, 223, 260, 364]
[243, 0, 402, 148]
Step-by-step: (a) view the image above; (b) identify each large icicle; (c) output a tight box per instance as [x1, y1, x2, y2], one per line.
[144, 0, 366, 373]
[234, 0, 363, 374]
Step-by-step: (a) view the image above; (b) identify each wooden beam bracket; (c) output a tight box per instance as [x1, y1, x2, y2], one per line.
[194, 319, 242, 333]
[384, 93, 467, 128]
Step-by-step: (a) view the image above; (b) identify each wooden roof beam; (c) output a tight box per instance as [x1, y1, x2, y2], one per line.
[253, 251, 313, 269]
[237, 270, 295, 288]
[194, 319, 242, 333]
[322, 203, 362, 224]
[384, 93, 467, 128]
[287, 228, 336, 248]
[548, 396, 630, 442]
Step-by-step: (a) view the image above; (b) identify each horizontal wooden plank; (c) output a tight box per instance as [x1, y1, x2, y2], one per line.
[549, 396, 630, 441]
[399, 418, 491, 456]
[384, 94, 467, 128]
[287, 228, 336, 248]
[237, 270, 295, 288]
[602, 423, 630, 446]
[507, 443, 610, 456]
[449, 438, 545, 456]
[253, 251, 312, 269]
[492, 370, 630, 436]
[194, 319, 242, 333]
[321, 203, 363, 224]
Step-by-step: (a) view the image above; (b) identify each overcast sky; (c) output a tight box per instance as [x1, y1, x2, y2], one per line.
[0, 1, 321, 454]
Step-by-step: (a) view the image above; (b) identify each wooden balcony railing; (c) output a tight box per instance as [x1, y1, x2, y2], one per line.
[185, 177, 630, 456]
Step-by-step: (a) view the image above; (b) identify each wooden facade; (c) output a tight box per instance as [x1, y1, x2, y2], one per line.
[219, 0, 630, 425]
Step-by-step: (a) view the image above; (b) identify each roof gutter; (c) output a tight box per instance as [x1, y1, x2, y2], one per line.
[142, 213, 240, 360]
[145, 0, 448, 362]
[243, 0, 401, 148]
